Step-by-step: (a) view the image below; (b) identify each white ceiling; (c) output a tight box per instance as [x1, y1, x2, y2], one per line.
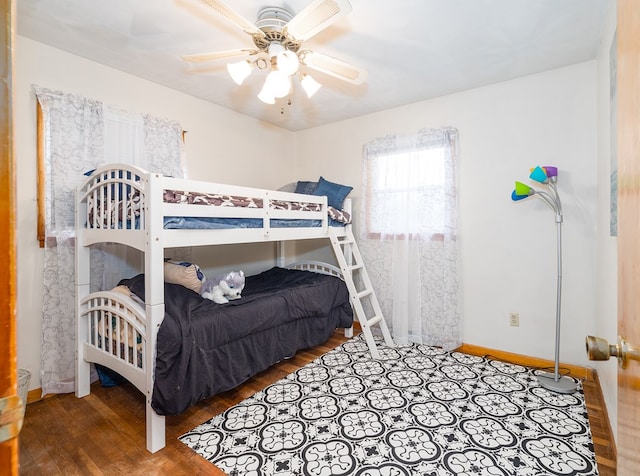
[17, 0, 610, 131]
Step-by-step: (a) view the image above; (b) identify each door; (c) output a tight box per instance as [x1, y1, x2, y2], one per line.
[0, 0, 18, 474]
[616, 0, 640, 473]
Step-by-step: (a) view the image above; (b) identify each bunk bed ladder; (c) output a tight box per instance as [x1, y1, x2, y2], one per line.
[329, 227, 394, 359]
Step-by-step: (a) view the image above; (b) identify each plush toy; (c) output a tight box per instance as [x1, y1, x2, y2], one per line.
[200, 270, 245, 304]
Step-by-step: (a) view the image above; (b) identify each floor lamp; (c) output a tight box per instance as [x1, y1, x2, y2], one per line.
[511, 166, 577, 394]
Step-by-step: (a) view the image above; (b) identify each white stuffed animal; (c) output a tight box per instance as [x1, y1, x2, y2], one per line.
[200, 270, 245, 304]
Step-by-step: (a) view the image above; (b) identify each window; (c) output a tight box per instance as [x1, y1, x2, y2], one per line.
[35, 96, 186, 247]
[359, 126, 461, 348]
[34, 86, 187, 396]
[363, 127, 458, 241]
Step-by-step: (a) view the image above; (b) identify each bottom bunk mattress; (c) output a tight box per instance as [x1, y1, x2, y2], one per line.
[119, 266, 353, 415]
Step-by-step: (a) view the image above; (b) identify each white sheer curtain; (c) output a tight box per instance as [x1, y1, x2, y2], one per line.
[93, 107, 147, 291]
[92, 107, 188, 290]
[35, 87, 185, 395]
[360, 127, 461, 350]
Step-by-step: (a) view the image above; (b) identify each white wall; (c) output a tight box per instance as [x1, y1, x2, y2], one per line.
[14, 36, 295, 390]
[295, 62, 599, 368]
[595, 0, 619, 439]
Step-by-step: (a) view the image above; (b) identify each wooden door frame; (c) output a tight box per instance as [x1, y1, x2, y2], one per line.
[617, 0, 640, 472]
[0, 0, 18, 473]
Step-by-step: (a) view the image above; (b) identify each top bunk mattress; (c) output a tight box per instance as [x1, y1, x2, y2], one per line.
[161, 189, 351, 229]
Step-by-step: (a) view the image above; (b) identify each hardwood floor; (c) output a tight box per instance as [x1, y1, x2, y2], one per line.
[18, 332, 616, 475]
[582, 372, 617, 475]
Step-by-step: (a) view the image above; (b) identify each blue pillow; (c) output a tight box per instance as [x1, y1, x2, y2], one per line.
[84, 168, 135, 198]
[294, 180, 318, 195]
[95, 364, 126, 387]
[312, 176, 353, 210]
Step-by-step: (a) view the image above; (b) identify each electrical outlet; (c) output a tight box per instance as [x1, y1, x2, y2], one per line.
[509, 312, 520, 327]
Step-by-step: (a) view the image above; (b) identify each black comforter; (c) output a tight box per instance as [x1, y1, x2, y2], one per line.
[120, 267, 353, 415]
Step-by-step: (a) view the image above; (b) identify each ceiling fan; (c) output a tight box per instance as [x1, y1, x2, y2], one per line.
[181, 0, 367, 104]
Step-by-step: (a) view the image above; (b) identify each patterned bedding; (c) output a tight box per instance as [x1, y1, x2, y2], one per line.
[87, 188, 351, 229]
[163, 189, 321, 211]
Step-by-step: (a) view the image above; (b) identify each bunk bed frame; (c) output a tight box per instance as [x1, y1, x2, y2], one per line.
[74, 164, 393, 453]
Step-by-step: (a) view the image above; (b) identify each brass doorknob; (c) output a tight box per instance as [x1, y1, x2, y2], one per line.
[586, 335, 640, 369]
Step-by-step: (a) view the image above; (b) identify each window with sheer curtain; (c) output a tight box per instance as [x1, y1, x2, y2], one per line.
[360, 127, 461, 349]
[364, 143, 448, 240]
[34, 86, 185, 395]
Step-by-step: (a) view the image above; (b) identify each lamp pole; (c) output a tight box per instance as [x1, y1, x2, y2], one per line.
[554, 211, 563, 381]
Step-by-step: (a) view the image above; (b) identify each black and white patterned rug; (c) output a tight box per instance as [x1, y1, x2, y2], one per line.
[179, 335, 598, 475]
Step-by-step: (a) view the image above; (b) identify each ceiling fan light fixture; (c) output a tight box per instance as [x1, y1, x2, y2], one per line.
[227, 60, 252, 85]
[267, 41, 286, 58]
[277, 50, 300, 75]
[300, 74, 322, 98]
[265, 69, 292, 98]
[258, 83, 276, 104]
[185, 0, 364, 107]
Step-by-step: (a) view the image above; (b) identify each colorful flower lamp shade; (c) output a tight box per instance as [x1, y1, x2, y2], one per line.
[511, 181, 535, 201]
[511, 166, 576, 394]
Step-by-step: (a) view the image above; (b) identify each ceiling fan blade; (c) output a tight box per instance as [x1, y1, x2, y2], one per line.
[198, 0, 265, 37]
[285, 0, 352, 41]
[181, 49, 255, 63]
[300, 50, 367, 85]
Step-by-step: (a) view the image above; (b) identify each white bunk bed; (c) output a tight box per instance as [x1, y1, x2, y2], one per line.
[74, 164, 361, 453]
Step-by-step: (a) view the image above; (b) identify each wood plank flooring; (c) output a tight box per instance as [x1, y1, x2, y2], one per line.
[18, 332, 616, 475]
[581, 371, 617, 475]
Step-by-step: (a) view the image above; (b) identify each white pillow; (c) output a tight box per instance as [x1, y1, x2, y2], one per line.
[277, 182, 297, 193]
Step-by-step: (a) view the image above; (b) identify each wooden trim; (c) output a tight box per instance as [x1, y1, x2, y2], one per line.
[456, 343, 592, 380]
[25, 387, 50, 405]
[616, 0, 640, 472]
[36, 101, 45, 248]
[0, 0, 18, 471]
